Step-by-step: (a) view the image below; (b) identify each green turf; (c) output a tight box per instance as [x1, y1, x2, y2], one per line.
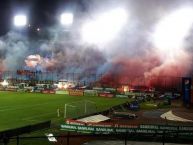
[140, 101, 158, 110]
[0, 91, 130, 131]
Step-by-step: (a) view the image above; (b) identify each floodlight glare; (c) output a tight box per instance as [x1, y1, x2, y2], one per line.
[82, 8, 128, 44]
[1, 80, 9, 87]
[153, 7, 193, 53]
[14, 15, 27, 27]
[37, 28, 40, 32]
[60, 13, 74, 26]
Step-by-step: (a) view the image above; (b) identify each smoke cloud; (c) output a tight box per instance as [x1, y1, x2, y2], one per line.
[0, 0, 192, 86]
[0, 32, 29, 71]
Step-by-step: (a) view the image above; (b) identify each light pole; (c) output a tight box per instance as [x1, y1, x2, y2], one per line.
[13, 14, 28, 83]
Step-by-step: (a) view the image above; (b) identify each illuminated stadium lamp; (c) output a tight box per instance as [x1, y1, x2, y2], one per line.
[14, 15, 27, 27]
[1, 80, 9, 87]
[64, 84, 68, 89]
[123, 86, 129, 92]
[37, 28, 40, 32]
[60, 12, 74, 26]
[82, 8, 128, 44]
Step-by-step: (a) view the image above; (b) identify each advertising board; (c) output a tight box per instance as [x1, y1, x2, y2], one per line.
[6, 88, 17, 92]
[61, 123, 193, 136]
[98, 93, 114, 98]
[84, 90, 98, 96]
[116, 94, 128, 98]
[104, 88, 116, 92]
[42, 90, 56, 94]
[69, 90, 84, 96]
[55, 90, 69, 95]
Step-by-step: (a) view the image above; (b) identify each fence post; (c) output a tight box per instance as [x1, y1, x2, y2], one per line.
[162, 130, 165, 145]
[17, 136, 19, 145]
[67, 131, 70, 145]
[125, 132, 127, 145]
[3, 135, 9, 145]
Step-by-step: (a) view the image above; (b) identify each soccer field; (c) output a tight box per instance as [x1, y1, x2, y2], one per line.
[0, 91, 129, 131]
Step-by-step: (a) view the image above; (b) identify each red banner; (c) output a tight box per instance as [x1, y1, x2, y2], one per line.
[99, 93, 114, 98]
[66, 119, 85, 125]
[17, 70, 35, 76]
[66, 118, 138, 128]
[42, 90, 56, 94]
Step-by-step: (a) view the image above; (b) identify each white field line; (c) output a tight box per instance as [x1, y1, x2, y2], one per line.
[0, 100, 63, 112]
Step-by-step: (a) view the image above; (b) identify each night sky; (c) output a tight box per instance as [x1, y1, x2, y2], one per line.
[0, 0, 85, 36]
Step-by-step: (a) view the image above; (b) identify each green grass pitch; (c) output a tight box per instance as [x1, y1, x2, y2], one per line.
[0, 91, 130, 132]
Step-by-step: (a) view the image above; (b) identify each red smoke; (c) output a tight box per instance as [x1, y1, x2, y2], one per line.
[0, 59, 7, 72]
[100, 51, 191, 89]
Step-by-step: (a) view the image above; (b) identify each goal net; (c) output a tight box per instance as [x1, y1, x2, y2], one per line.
[64, 100, 97, 119]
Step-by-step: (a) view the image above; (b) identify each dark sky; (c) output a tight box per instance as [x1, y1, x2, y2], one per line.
[0, 0, 85, 36]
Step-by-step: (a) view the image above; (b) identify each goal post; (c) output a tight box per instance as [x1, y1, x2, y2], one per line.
[64, 100, 97, 119]
[64, 104, 77, 118]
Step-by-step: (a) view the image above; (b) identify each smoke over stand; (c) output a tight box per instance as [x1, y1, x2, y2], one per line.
[0, 0, 192, 89]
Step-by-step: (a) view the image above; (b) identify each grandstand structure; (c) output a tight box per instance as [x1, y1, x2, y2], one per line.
[0, 70, 184, 91]
[0, 70, 102, 83]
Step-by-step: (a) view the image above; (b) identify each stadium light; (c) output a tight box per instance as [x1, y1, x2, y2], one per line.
[82, 8, 128, 44]
[14, 14, 27, 27]
[153, 7, 193, 53]
[1, 80, 9, 87]
[60, 12, 74, 26]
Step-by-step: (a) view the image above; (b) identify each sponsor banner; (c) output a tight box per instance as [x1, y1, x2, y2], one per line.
[69, 90, 84, 96]
[49, 90, 56, 94]
[34, 89, 42, 93]
[66, 119, 114, 127]
[125, 91, 144, 96]
[56, 90, 69, 95]
[5, 88, 17, 92]
[124, 92, 153, 97]
[17, 70, 35, 76]
[42, 90, 56, 94]
[104, 88, 116, 92]
[84, 90, 98, 96]
[140, 124, 193, 132]
[98, 93, 114, 98]
[66, 119, 85, 126]
[93, 87, 104, 91]
[66, 119, 138, 128]
[42, 90, 49, 94]
[116, 94, 128, 98]
[61, 123, 193, 135]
